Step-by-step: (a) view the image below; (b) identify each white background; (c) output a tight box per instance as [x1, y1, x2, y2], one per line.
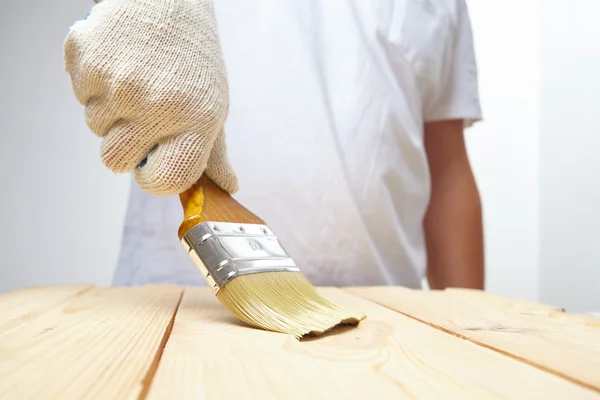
[1, 0, 598, 313]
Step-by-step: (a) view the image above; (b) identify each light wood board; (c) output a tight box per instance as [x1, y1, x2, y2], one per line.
[444, 287, 600, 327]
[146, 287, 599, 400]
[0, 285, 93, 337]
[1, 285, 597, 399]
[0, 285, 182, 400]
[346, 286, 600, 393]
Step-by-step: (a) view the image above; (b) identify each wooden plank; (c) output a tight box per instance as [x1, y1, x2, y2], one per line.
[0, 285, 93, 337]
[346, 286, 600, 392]
[147, 287, 599, 400]
[444, 288, 600, 327]
[444, 288, 565, 313]
[0, 285, 182, 400]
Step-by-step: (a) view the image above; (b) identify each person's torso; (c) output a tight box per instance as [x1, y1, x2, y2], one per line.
[113, 0, 461, 288]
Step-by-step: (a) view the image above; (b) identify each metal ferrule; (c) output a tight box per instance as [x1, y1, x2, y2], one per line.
[181, 221, 299, 294]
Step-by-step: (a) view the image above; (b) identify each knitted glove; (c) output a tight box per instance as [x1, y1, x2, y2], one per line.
[64, 0, 238, 195]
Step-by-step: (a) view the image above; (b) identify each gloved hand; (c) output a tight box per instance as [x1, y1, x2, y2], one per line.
[64, 0, 238, 195]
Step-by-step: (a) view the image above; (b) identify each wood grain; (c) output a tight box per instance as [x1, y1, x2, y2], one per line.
[0, 285, 92, 337]
[146, 287, 599, 400]
[346, 286, 600, 393]
[444, 288, 600, 327]
[0, 285, 182, 400]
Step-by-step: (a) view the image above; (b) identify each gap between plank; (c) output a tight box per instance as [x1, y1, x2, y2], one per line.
[137, 288, 184, 400]
[341, 288, 600, 395]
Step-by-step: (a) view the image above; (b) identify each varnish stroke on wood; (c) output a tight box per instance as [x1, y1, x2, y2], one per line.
[0, 285, 598, 399]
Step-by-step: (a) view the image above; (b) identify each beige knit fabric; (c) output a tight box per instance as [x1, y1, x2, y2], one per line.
[64, 0, 238, 195]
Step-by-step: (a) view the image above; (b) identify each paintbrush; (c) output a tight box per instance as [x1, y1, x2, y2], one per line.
[177, 175, 366, 339]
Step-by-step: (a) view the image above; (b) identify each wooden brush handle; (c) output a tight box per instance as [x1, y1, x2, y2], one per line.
[178, 175, 264, 240]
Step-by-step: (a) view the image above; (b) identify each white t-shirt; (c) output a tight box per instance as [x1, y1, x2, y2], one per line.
[112, 0, 482, 288]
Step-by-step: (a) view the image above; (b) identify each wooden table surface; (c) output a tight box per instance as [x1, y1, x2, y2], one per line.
[1, 285, 599, 399]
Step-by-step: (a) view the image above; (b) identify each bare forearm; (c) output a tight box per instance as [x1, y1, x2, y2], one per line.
[423, 120, 484, 290]
[424, 172, 484, 289]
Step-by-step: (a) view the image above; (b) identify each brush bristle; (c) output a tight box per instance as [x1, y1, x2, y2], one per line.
[215, 272, 365, 339]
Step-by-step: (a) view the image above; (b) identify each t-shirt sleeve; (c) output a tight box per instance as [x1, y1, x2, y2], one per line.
[424, 0, 482, 128]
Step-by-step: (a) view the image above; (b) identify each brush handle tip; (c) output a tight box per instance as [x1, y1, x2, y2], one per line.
[178, 175, 264, 239]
